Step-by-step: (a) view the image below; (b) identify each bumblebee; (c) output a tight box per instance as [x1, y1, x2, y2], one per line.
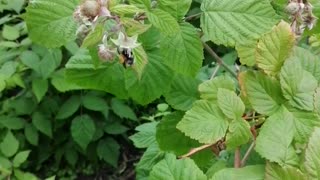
[118, 47, 134, 68]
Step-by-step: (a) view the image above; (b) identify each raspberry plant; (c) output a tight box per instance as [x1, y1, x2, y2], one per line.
[24, 0, 320, 179]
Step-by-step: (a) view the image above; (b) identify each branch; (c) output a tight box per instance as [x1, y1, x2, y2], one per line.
[240, 141, 255, 167]
[185, 12, 202, 21]
[234, 147, 241, 168]
[202, 42, 238, 78]
[179, 144, 214, 159]
[210, 64, 221, 80]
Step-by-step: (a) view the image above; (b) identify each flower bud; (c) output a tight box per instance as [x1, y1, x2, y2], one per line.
[98, 45, 116, 61]
[80, 0, 100, 19]
[286, 2, 301, 14]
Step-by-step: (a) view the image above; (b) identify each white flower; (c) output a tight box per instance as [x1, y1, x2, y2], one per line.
[111, 32, 140, 49]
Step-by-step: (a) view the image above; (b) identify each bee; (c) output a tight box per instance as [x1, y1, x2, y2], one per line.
[118, 47, 134, 68]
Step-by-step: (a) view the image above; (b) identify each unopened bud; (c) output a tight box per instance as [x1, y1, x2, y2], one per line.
[286, 2, 301, 14]
[80, 0, 100, 19]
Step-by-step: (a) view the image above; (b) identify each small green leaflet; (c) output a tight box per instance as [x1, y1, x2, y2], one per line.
[71, 115, 96, 150]
[0, 131, 19, 157]
[97, 137, 120, 167]
[158, 0, 192, 20]
[81, 24, 105, 48]
[235, 41, 257, 67]
[13, 150, 31, 168]
[32, 112, 52, 138]
[225, 118, 251, 149]
[130, 122, 158, 148]
[217, 88, 245, 120]
[146, 9, 180, 35]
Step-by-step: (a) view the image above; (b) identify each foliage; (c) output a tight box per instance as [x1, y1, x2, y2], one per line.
[1, 0, 320, 179]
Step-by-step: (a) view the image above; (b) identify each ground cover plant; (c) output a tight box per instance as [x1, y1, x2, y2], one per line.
[1, 0, 320, 179]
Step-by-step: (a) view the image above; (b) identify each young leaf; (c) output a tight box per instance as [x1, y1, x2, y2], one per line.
[160, 23, 204, 77]
[164, 74, 201, 111]
[201, 0, 279, 46]
[71, 115, 96, 150]
[146, 9, 179, 35]
[32, 78, 48, 102]
[255, 107, 298, 166]
[25, 0, 79, 48]
[97, 137, 120, 167]
[111, 98, 137, 121]
[81, 24, 105, 48]
[132, 45, 148, 78]
[217, 88, 245, 119]
[24, 124, 39, 146]
[239, 71, 284, 116]
[304, 127, 320, 179]
[210, 165, 265, 180]
[110, 4, 144, 15]
[13, 150, 31, 168]
[177, 100, 229, 144]
[256, 21, 295, 76]
[56, 95, 81, 120]
[32, 112, 52, 138]
[129, 0, 151, 9]
[136, 143, 165, 173]
[2, 25, 20, 40]
[149, 154, 207, 180]
[82, 94, 109, 112]
[130, 122, 158, 148]
[280, 59, 318, 111]
[198, 75, 235, 101]
[235, 41, 257, 66]
[20, 51, 40, 73]
[158, 0, 192, 20]
[265, 162, 306, 180]
[0, 131, 19, 157]
[226, 118, 251, 149]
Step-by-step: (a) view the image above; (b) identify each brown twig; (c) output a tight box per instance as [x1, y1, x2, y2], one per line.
[241, 141, 256, 167]
[179, 144, 215, 159]
[234, 147, 241, 168]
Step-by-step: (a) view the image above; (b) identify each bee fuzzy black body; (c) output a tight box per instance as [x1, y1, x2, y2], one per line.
[118, 48, 134, 68]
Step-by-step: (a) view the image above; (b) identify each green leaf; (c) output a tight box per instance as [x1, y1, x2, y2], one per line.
[149, 154, 207, 180]
[125, 51, 174, 105]
[82, 94, 109, 112]
[239, 71, 284, 116]
[65, 148, 78, 166]
[2, 25, 20, 40]
[158, 0, 192, 19]
[111, 98, 137, 121]
[130, 122, 158, 148]
[0, 116, 25, 130]
[32, 78, 48, 102]
[315, 88, 320, 116]
[0, 156, 11, 169]
[201, 0, 279, 46]
[97, 137, 120, 167]
[255, 107, 298, 166]
[217, 88, 245, 119]
[304, 127, 320, 179]
[160, 22, 203, 76]
[235, 41, 257, 66]
[164, 75, 200, 111]
[81, 24, 104, 48]
[129, 0, 151, 9]
[136, 143, 165, 172]
[14, 170, 38, 180]
[198, 75, 235, 101]
[56, 95, 81, 120]
[32, 112, 52, 138]
[38, 49, 62, 79]
[110, 4, 144, 15]
[122, 18, 152, 36]
[20, 51, 40, 72]
[51, 69, 83, 92]
[24, 124, 39, 146]
[132, 45, 148, 78]
[156, 112, 201, 155]
[0, 131, 19, 157]
[71, 115, 96, 150]
[25, 0, 79, 48]
[265, 162, 306, 180]
[13, 151, 31, 168]
[177, 100, 229, 144]
[210, 165, 265, 180]
[104, 122, 129, 135]
[146, 9, 180, 35]
[226, 118, 251, 149]
[280, 59, 318, 111]
[256, 21, 295, 76]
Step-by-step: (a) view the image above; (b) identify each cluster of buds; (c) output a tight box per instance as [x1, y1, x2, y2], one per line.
[286, 0, 318, 37]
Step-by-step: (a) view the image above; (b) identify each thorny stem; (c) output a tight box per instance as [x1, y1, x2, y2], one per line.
[179, 143, 215, 159]
[241, 141, 256, 167]
[202, 42, 238, 78]
[234, 147, 241, 168]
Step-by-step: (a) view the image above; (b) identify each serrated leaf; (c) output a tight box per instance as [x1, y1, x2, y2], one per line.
[265, 162, 306, 180]
[20, 51, 40, 72]
[51, 69, 83, 92]
[201, 0, 279, 46]
[235, 41, 257, 66]
[71, 115, 96, 150]
[0, 131, 19, 157]
[2, 25, 20, 40]
[304, 127, 320, 179]
[160, 22, 203, 76]
[26, 0, 79, 48]
[132, 45, 148, 78]
[210, 165, 265, 180]
[32, 112, 52, 138]
[315, 88, 320, 116]
[217, 88, 245, 119]
[104, 122, 129, 135]
[198, 75, 235, 101]
[13, 151, 31, 168]
[226, 118, 251, 149]
[56, 95, 81, 120]
[82, 94, 109, 112]
[146, 9, 179, 35]
[239, 71, 284, 116]
[0, 116, 25, 130]
[164, 74, 200, 111]
[256, 21, 295, 76]
[149, 154, 207, 180]
[122, 18, 152, 36]
[97, 137, 120, 167]
[24, 124, 39, 146]
[130, 122, 158, 148]
[177, 100, 228, 144]
[255, 107, 298, 166]
[111, 98, 137, 121]
[82, 24, 104, 48]
[125, 51, 174, 105]
[280, 59, 318, 111]
[32, 78, 48, 102]
[110, 4, 144, 15]
[129, 0, 151, 9]
[136, 143, 165, 172]
[158, 0, 192, 20]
